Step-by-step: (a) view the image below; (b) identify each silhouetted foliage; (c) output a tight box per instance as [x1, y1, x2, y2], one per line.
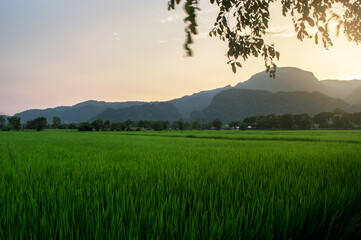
[173, 119, 185, 130]
[229, 121, 248, 130]
[313, 112, 333, 128]
[78, 122, 93, 131]
[103, 120, 111, 131]
[33, 117, 47, 131]
[0, 116, 5, 128]
[266, 114, 281, 129]
[124, 120, 135, 131]
[26, 117, 47, 131]
[169, 0, 361, 75]
[151, 120, 170, 131]
[1, 126, 11, 131]
[212, 118, 222, 130]
[280, 114, 295, 129]
[243, 116, 258, 126]
[52, 116, 61, 129]
[8, 116, 21, 131]
[91, 119, 103, 131]
[229, 121, 239, 129]
[68, 123, 78, 129]
[47, 108, 361, 132]
[332, 108, 352, 129]
[255, 116, 269, 130]
[137, 120, 151, 129]
[294, 113, 313, 130]
[110, 122, 124, 131]
[349, 112, 361, 126]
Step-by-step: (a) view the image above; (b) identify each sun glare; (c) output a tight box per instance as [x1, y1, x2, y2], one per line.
[344, 74, 361, 80]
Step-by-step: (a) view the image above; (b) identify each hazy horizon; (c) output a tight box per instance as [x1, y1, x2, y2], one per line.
[1, 0, 361, 115]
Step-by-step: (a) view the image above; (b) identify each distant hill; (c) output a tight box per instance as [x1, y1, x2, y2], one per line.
[90, 102, 182, 122]
[235, 67, 361, 101]
[190, 89, 350, 123]
[235, 67, 334, 94]
[15, 101, 145, 123]
[345, 86, 361, 105]
[14, 67, 361, 123]
[170, 85, 232, 118]
[14, 86, 233, 123]
[0, 115, 8, 125]
[350, 104, 361, 112]
[321, 80, 361, 99]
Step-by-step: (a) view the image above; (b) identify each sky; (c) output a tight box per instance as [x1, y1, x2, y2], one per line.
[1, 0, 361, 115]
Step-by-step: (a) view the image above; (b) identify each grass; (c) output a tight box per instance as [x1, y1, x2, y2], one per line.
[0, 130, 360, 239]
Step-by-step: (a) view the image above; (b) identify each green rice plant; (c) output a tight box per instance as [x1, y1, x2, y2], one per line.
[0, 130, 360, 239]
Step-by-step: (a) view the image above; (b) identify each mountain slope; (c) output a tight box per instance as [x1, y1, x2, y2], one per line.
[234, 67, 361, 101]
[190, 89, 350, 123]
[321, 79, 361, 99]
[13, 67, 361, 123]
[345, 86, 361, 105]
[236, 67, 332, 93]
[14, 85, 232, 122]
[91, 102, 182, 122]
[170, 85, 232, 118]
[15, 101, 145, 123]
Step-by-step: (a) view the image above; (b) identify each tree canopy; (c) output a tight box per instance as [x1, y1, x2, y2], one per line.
[0, 116, 5, 128]
[168, 0, 361, 76]
[8, 116, 21, 131]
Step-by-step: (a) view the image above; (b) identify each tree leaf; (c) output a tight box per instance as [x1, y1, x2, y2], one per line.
[276, 51, 280, 60]
[305, 17, 315, 27]
[231, 62, 237, 73]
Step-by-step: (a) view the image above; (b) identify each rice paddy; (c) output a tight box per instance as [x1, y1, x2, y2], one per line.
[0, 130, 360, 239]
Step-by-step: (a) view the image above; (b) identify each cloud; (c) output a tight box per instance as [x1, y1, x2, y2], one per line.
[266, 23, 330, 38]
[110, 32, 121, 41]
[199, 5, 218, 15]
[160, 14, 181, 24]
[158, 32, 210, 45]
[194, 32, 209, 39]
[266, 27, 297, 38]
[158, 38, 182, 44]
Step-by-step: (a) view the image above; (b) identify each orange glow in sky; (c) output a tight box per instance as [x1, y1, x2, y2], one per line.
[0, 0, 360, 115]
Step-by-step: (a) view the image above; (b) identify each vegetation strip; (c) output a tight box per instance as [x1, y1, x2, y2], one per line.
[112, 132, 361, 144]
[0, 131, 360, 239]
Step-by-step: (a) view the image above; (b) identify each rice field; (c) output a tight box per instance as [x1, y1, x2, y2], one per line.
[0, 130, 360, 239]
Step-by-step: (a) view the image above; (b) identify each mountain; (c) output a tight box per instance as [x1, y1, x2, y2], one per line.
[234, 67, 361, 101]
[190, 89, 350, 123]
[13, 67, 361, 123]
[321, 80, 361, 99]
[90, 102, 182, 122]
[170, 85, 232, 118]
[15, 101, 145, 123]
[345, 86, 361, 105]
[235, 67, 333, 94]
[14, 86, 232, 123]
[0, 115, 8, 125]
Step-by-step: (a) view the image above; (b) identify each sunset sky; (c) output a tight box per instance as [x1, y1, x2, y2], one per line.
[1, 0, 361, 115]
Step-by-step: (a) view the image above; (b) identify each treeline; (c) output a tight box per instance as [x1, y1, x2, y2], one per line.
[0, 116, 78, 131]
[242, 109, 361, 130]
[0, 116, 218, 131]
[1, 108, 361, 131]
[78, 119, 214, 131]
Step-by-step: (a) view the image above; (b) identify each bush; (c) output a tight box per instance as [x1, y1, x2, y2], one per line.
[1, 126, 11, 131]
[78, 122, 93, 131]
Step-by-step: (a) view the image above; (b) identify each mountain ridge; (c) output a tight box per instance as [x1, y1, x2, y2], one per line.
[14, 67, 361, 123]
[190, 89, 351, 123]
[89, 102, 182, 122]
